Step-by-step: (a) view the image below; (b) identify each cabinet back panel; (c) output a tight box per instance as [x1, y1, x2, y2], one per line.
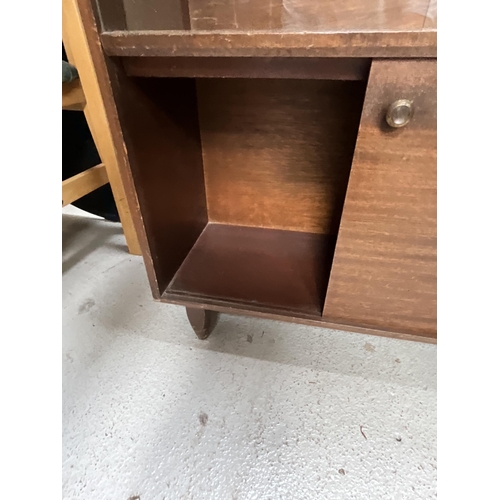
[197, 79, 366, 234]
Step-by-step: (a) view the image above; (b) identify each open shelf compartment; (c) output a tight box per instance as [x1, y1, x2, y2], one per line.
[111, 62, 368, 317]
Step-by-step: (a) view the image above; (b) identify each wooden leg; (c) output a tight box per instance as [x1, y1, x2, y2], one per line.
[186, 307, 219, 340]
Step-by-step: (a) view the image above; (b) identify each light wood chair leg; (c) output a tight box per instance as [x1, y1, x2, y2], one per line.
[62, 0, 141, 255]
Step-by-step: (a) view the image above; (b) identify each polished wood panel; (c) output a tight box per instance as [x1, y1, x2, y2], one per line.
[78, 0, 439, 342]
[110, 76, 208, 292]
[168, 223, 336, 316]
[197, 79, 366, 234]
[323, 59, 437, 338]
[123, 57, 370, 81]
[101, 31, 437, 58]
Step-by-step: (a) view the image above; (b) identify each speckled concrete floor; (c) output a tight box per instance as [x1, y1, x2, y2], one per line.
[62, 207, 437, 500]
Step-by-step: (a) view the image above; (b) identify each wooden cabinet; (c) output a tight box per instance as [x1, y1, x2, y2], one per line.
[77, 0, 437, 343]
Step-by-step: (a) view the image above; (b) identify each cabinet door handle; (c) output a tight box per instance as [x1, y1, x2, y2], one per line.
[386, 99, 414, 128]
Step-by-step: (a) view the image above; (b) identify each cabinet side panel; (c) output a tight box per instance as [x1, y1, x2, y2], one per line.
[80, 0, 208, 295]
[110, 75, 209, 291]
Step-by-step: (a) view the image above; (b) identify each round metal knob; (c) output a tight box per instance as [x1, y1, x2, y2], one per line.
[386, 99, 414, 128]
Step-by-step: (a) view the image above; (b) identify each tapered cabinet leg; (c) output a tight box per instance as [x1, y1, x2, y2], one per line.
[186, 307, 219, 340]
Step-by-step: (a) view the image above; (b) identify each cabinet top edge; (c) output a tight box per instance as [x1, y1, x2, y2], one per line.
[101, 30, 437, 58]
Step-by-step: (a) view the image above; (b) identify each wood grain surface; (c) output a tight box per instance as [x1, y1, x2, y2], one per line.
[323, 59, 437, 338]
[123, 57, 370, 81]
[62, 163, 108, 206]
[62, 78, 86, 110]
[110, 77, 209, 292]
[78, 0, 439, 342]
[168, 223, 336, 316]
[197, 79, 366, 234]
[162, 294, 437, 344]
[101, 31, 437, 58]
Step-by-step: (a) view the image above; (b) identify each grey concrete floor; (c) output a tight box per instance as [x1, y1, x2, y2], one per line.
[62, 207, 437, 500]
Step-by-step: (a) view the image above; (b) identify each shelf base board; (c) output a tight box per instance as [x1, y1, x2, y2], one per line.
[166, 223, 336, 316]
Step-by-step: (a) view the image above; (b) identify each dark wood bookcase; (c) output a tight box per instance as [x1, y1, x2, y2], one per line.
[78, 0, 437, 343]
